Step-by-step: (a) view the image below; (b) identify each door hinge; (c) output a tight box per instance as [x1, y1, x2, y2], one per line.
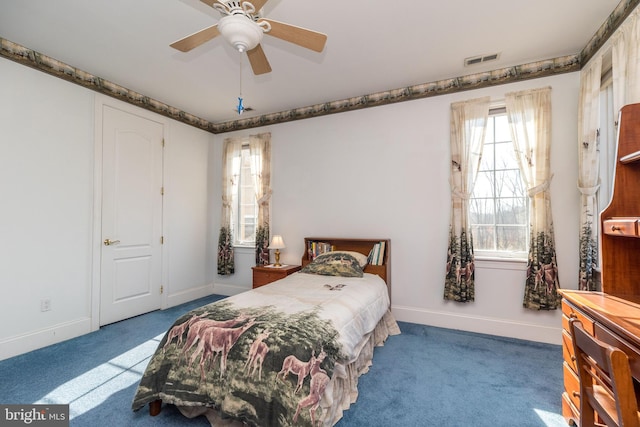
[160, 285, 164, 294]
[161, 187, 164, 195]
[161, 236, 164, 244]
[162, 139, 165, 148]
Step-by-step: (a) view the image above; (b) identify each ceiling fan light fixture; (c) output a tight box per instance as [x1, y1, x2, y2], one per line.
[170, 1, 325, 75]
[218, 14, 264, 52]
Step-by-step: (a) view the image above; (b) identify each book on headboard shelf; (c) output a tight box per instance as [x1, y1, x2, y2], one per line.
[305, 238, 387, 267]
[307, 241, 334, 261]
[368, 241, 386, 266]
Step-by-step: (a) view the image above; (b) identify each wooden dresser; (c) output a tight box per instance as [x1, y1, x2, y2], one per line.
[560, 291, 640, 423]
[560, 103, 640, 425]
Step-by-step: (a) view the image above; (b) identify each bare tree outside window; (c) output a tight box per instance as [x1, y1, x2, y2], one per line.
[470, 113, 529, 258]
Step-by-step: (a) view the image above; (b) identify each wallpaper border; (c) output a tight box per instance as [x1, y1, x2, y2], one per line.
[1, 0, 638, 134]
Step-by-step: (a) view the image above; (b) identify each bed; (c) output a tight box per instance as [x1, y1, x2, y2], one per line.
[132, 237, 399, 427]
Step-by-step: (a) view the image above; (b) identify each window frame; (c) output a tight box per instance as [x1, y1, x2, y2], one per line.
[598, 73, 616, 220]
[597, 65, 616, 269]
[231, 144, 259, 247]
[470, 107, 529, 261]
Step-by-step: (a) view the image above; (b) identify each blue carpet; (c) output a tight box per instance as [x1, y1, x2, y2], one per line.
[0, 295, 566, 426]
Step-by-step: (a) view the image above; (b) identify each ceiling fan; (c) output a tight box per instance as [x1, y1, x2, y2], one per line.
[170, 0, 327, 75]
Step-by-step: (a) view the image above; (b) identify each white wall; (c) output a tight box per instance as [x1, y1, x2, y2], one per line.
[0, 53, 580, 361]
[213, 73, 581, 345]
[163, 115, 213, 307]
[0, 58, 213, 360]
[0, 59, 95, 355]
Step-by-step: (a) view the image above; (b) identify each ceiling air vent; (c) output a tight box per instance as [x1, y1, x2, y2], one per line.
[464, 53, 500, 67]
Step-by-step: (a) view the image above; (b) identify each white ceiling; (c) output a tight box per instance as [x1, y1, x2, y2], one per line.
[0, 0, 623, 124]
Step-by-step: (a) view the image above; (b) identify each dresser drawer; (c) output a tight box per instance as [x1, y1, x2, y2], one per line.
[563, 361, 580, 410]
[562, 330, 577, 372]
[252, 265, 301, 288]
[255, 271, 283, 283]
[603, 218, 639, 237]
[253, 271, 286, 287]
[562, 391, 579, 426]
[562, 300, 595, 335]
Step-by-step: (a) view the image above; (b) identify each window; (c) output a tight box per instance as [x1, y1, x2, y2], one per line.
[469, 110, 529, 258]
[598, 70, 616, 217]
[231, 145, 258, 246]
[218, 132, 270, 274]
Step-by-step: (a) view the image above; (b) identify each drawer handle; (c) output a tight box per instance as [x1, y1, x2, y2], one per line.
[611, 225, 621, 232]
[571, 356, 576, 362]
[572, 391, 580, 398]
[569, 313, 578, 319]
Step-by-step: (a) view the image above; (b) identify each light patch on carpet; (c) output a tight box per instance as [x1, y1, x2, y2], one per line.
[534, 408, 566, 426]
[35, 334, 164, 419]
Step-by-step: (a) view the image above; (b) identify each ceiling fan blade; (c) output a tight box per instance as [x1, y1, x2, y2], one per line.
[170, 24, 220, 52]
[260, 19, 327, 53]
[247, 44, 272, 75]
[250, 0, 269, 11]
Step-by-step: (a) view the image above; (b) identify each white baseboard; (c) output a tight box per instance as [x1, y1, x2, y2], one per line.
[165, 284, 216, 308]
[0, 284, 246, 362]
[392, 304, 562, 345]
[212, 282, 251, 296]
[0, 317, 92, 361]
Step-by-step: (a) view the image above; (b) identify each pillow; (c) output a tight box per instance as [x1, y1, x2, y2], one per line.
[324, 250, 368, 268]
[301, 252, 364, 277]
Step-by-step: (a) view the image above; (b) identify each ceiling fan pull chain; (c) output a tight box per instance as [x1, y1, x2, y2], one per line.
[237, 51, 245, 115]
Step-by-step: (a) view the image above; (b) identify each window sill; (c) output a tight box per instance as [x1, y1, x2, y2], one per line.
[474, 257, 527, 271]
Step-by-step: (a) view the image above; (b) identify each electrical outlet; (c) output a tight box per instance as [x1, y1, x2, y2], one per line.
[41, 298, 51, 312]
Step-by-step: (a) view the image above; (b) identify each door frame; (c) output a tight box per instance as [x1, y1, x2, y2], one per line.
[91, 95, 169, 331]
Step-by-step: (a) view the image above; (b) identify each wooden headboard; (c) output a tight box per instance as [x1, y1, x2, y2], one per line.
[301, 237, 391, 300]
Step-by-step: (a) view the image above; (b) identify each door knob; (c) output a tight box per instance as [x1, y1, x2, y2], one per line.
[103, 239, 121, 246]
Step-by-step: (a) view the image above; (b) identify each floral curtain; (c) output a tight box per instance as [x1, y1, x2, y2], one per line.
[249, 133, 272, 265]
[577, 57, 602, 291]
[217, 138, 243, 275]
[505, 87, 560, 310]
[444, 96, 490, 303]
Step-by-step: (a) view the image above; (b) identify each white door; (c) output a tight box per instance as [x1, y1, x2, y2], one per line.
[100, 105, 164, 326]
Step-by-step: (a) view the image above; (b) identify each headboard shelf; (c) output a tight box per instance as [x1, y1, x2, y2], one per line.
[301, 237, 391, 300]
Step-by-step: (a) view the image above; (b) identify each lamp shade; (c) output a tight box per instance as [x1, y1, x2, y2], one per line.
[268, 235, 286, 250]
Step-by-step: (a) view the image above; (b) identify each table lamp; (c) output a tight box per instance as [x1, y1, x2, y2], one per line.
[268, 235, 286, 267]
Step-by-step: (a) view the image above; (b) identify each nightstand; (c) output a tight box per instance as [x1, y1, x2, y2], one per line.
[252, 264, 301, 288]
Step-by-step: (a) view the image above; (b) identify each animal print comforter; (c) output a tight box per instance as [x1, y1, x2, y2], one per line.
[131, 272, 398, 427]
